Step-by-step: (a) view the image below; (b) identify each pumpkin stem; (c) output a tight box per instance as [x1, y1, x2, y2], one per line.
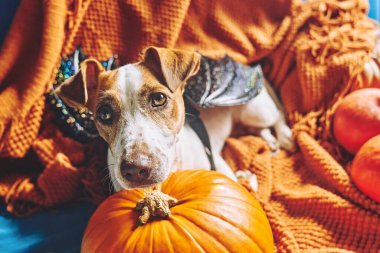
[135, 190, 178, 225]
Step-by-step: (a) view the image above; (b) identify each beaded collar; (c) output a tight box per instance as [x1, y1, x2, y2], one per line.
[46, 48, 118, 143]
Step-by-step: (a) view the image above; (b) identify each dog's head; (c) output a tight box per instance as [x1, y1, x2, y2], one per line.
[56, 47, 201, 188]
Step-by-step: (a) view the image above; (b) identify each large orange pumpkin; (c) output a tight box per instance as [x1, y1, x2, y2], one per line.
[82, 170, 274, 253]
[333, 88, 380, 154]
[351, 135, 380, 203]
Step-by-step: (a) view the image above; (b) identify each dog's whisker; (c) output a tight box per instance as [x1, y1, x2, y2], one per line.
[100, 170, 114, 194]
[108, 180, 114, 194]
[101, 172, 111, 180]
[101, 175, 111, 184]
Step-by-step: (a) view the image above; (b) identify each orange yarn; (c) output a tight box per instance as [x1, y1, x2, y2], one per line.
[0, 0, 379, 251]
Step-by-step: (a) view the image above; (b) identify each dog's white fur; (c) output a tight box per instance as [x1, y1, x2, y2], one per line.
[110, 65, 177, 189]
[109, 66, 293, 191]
[57, 47, 293, 192]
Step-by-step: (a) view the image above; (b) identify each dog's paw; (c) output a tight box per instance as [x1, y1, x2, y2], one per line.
[259, 128, 279, 152]
[274, 122, 294, 152]
[235, 170, 258, 192]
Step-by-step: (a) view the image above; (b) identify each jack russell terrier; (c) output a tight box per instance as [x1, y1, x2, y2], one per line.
[56, 47, 293, 191]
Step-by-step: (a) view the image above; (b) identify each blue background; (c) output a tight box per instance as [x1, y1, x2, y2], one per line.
[369, 0, 380, 21]
[0, 203, 95, 253]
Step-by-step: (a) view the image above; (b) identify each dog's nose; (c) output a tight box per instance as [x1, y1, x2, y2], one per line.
[120, 160, 151, 182]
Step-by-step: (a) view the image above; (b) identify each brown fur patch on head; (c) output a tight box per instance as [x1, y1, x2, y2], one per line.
[55, 58, 106, 110]
[94, 88, 122, 146]
[142, 47, 201, 92]
[98, 69, 119, 91]
[135, 64, 185, 135]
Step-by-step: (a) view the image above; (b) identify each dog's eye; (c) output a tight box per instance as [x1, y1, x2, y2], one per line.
[96, 105, 113, 124]
[150, 92, 167, 107]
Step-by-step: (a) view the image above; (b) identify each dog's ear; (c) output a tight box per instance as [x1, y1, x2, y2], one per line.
[55, 58, 104, 109]
[143, 47, 201, 92]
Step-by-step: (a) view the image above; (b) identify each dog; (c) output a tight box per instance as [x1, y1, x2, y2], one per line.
[56, 47, 293, 191]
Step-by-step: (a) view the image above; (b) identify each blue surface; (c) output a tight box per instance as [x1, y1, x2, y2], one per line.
[0, 202, 95, 253]
[369, 0, 380, 21]
[0, 0, 20, 46]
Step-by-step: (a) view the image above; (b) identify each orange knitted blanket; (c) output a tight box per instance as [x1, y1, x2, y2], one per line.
[0, 0, 379, 252]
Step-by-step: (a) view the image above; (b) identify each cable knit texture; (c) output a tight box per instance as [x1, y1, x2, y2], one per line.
[0, 0, 379, 252]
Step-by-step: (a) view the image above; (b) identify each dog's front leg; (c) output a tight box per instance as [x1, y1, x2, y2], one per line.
[213, 154, 237, 180]
[213, 154, 258, 192]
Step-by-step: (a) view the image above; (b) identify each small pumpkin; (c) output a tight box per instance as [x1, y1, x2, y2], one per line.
[351, 135, 380, 203]
[82, 170, 274, 253]
[333, 88, 380, 154]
